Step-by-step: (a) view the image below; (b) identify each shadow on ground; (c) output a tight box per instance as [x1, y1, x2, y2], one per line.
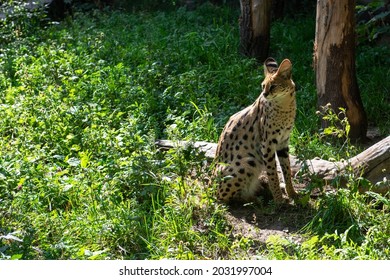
[225, 202, 314, 248]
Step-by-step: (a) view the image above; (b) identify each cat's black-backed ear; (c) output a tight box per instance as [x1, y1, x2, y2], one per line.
[264, 57, 278, 75]
[277, 59, 292, 79]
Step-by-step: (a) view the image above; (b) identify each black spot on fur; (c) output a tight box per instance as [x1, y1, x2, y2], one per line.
[248, 160, 256, 167]
[277, 147, 289, 158]
[248, 152, 256, 158]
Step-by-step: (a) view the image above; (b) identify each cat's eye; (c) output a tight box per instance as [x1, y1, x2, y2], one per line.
[269, 84, 276, 91]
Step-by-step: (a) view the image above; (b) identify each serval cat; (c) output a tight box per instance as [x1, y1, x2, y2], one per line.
[213, 57, 298, 204]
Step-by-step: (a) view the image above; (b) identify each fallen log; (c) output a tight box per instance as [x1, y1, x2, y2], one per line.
[156, 136, 390, 194]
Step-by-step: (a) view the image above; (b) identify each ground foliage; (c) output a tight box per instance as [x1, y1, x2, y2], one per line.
[0, 3, 389, 260]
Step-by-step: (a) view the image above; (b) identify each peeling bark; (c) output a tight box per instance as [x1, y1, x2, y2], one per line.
[314, 0, 368, 141]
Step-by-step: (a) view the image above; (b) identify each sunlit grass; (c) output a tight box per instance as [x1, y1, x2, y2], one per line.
[0, 4, 389, 260]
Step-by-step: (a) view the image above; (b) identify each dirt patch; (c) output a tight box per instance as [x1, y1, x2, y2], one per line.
[224, 202, 314, 248]
[221, 182, 322, 252]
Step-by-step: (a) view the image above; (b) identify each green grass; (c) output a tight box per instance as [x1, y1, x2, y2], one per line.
[0, 4, 389, 260]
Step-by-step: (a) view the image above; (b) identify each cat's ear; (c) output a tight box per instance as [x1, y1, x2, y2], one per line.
[277, 59, 292, 79]
[264, 57, 278, 76]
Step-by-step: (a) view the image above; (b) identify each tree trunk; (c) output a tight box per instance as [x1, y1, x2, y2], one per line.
[314, 0, 368, 141]
[239, 0, 272, 62]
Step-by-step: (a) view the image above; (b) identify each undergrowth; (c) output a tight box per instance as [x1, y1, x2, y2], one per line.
[0, 3, 389, 260]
